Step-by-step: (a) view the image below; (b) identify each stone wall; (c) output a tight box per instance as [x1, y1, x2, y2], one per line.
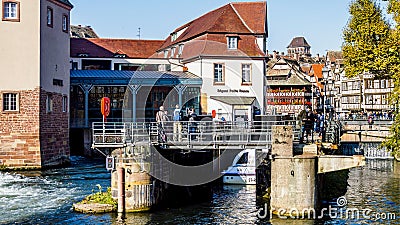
[0, 87, 70, 169]
[0, 88, 41, 168]
[39, 89, 70, 167]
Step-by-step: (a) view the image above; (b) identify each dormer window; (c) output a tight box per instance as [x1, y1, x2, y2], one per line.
[227, 37, 238, 49]
[171, 32, 178, 42]
[164, 50, 168, 58]
[170, 47, 176, 58]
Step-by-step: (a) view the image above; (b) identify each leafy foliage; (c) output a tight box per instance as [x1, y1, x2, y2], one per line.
[78, 185, 117, 210]
[343, 0, 400, 156]
[381, 0, 400, 156]
[343, 0, 390, 78]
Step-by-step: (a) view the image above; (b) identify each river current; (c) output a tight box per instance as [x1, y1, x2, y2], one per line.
[0, 156, 398, 224]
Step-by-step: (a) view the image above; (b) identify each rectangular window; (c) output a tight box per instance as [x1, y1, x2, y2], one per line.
[374, 80, 380, 89]
[3, 93, 18, 111]
[62, 96, 68, 112]
[368, 80, 373, 89]
[2, 1, 19, 22]
[163, 50, 168, 58]
[227, 37, 237, 49]
[382, 94, 387, 104]
[381, 80, 386, 89]
[53, 79, 63, 86]
[170, 47, 175, 58]
[72, 62, 78, 70]
[47, 7, 53, 27]
[241, 64, 251, 84]
[178, 44, 184, 56]
[62, 14, 68, 32]
[214, 63, 224, 84]
[46, 95, 53, 113]
[342, 83, 348, 91]
[348, 82, 353, 90]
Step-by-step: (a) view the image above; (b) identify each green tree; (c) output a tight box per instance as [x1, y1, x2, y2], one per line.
[381, 0, 400, 158]
[342, 0, 390, 78]
[342, 0, 400, 157]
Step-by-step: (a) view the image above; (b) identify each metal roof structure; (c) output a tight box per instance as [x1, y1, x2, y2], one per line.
[70, 70, 202, 86]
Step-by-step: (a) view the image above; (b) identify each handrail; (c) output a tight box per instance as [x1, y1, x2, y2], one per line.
[92, 120, 301, 148]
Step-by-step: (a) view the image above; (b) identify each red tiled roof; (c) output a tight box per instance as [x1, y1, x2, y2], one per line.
[177, 34, 265, 60]
[231, 2, 266, 33]
[327, 51, 343, 62]
[311, 64, 324, 79]
[70, 38, 164, 58]
[159, 1, 267, 50]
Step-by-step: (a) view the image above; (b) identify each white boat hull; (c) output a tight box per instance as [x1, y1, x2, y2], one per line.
[221, 149, 259, 185]
[223, 174, 256, 185]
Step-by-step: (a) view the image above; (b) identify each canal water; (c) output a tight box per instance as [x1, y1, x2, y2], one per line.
[0, 156, 398, 224]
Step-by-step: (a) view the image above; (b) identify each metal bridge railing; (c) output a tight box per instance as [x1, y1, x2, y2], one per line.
[92, 120, 301, 148]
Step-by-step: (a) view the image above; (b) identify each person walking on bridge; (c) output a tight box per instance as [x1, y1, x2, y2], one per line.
[156, 106, 169, 142]
[173, 104, 182, 142]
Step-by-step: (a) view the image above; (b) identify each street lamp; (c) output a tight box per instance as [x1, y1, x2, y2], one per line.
[322, 66, 330, 142]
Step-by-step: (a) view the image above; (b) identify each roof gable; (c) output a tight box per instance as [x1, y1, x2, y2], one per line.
[56, 0, 73, 8]
[159, 1, 266, 50]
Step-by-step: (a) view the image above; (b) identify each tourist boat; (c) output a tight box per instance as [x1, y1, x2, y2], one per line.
[222, 149, 257, 185]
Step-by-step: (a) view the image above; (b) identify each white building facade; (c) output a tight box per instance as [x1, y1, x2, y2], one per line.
[156, 2, 268, 121]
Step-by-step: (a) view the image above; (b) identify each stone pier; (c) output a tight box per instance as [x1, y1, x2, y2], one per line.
[270, 125, 365, 217]
[110, 146, 158, 212]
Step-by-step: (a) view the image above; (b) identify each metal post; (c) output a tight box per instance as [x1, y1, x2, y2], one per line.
[174, 84, 187, 110]
[117, 167, 125, 213]
[80, 84, 93, 128]
[323, 81, 326, 142]
[128, 84, 141, 122]
[132, 91, 137, 122]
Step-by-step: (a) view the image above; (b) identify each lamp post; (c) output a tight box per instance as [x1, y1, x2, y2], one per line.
[322, 66, 330, 142]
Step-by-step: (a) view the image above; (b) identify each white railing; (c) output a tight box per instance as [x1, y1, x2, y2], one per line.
[92, 120, 301, 148]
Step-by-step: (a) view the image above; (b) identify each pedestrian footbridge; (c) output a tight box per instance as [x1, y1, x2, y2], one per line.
[91, 120, 301, 150]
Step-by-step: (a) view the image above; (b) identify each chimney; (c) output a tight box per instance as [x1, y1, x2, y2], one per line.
[273, 51, 277, 60]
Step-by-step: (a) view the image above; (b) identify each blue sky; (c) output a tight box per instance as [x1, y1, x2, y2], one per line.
[70, 0, 355, 55]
